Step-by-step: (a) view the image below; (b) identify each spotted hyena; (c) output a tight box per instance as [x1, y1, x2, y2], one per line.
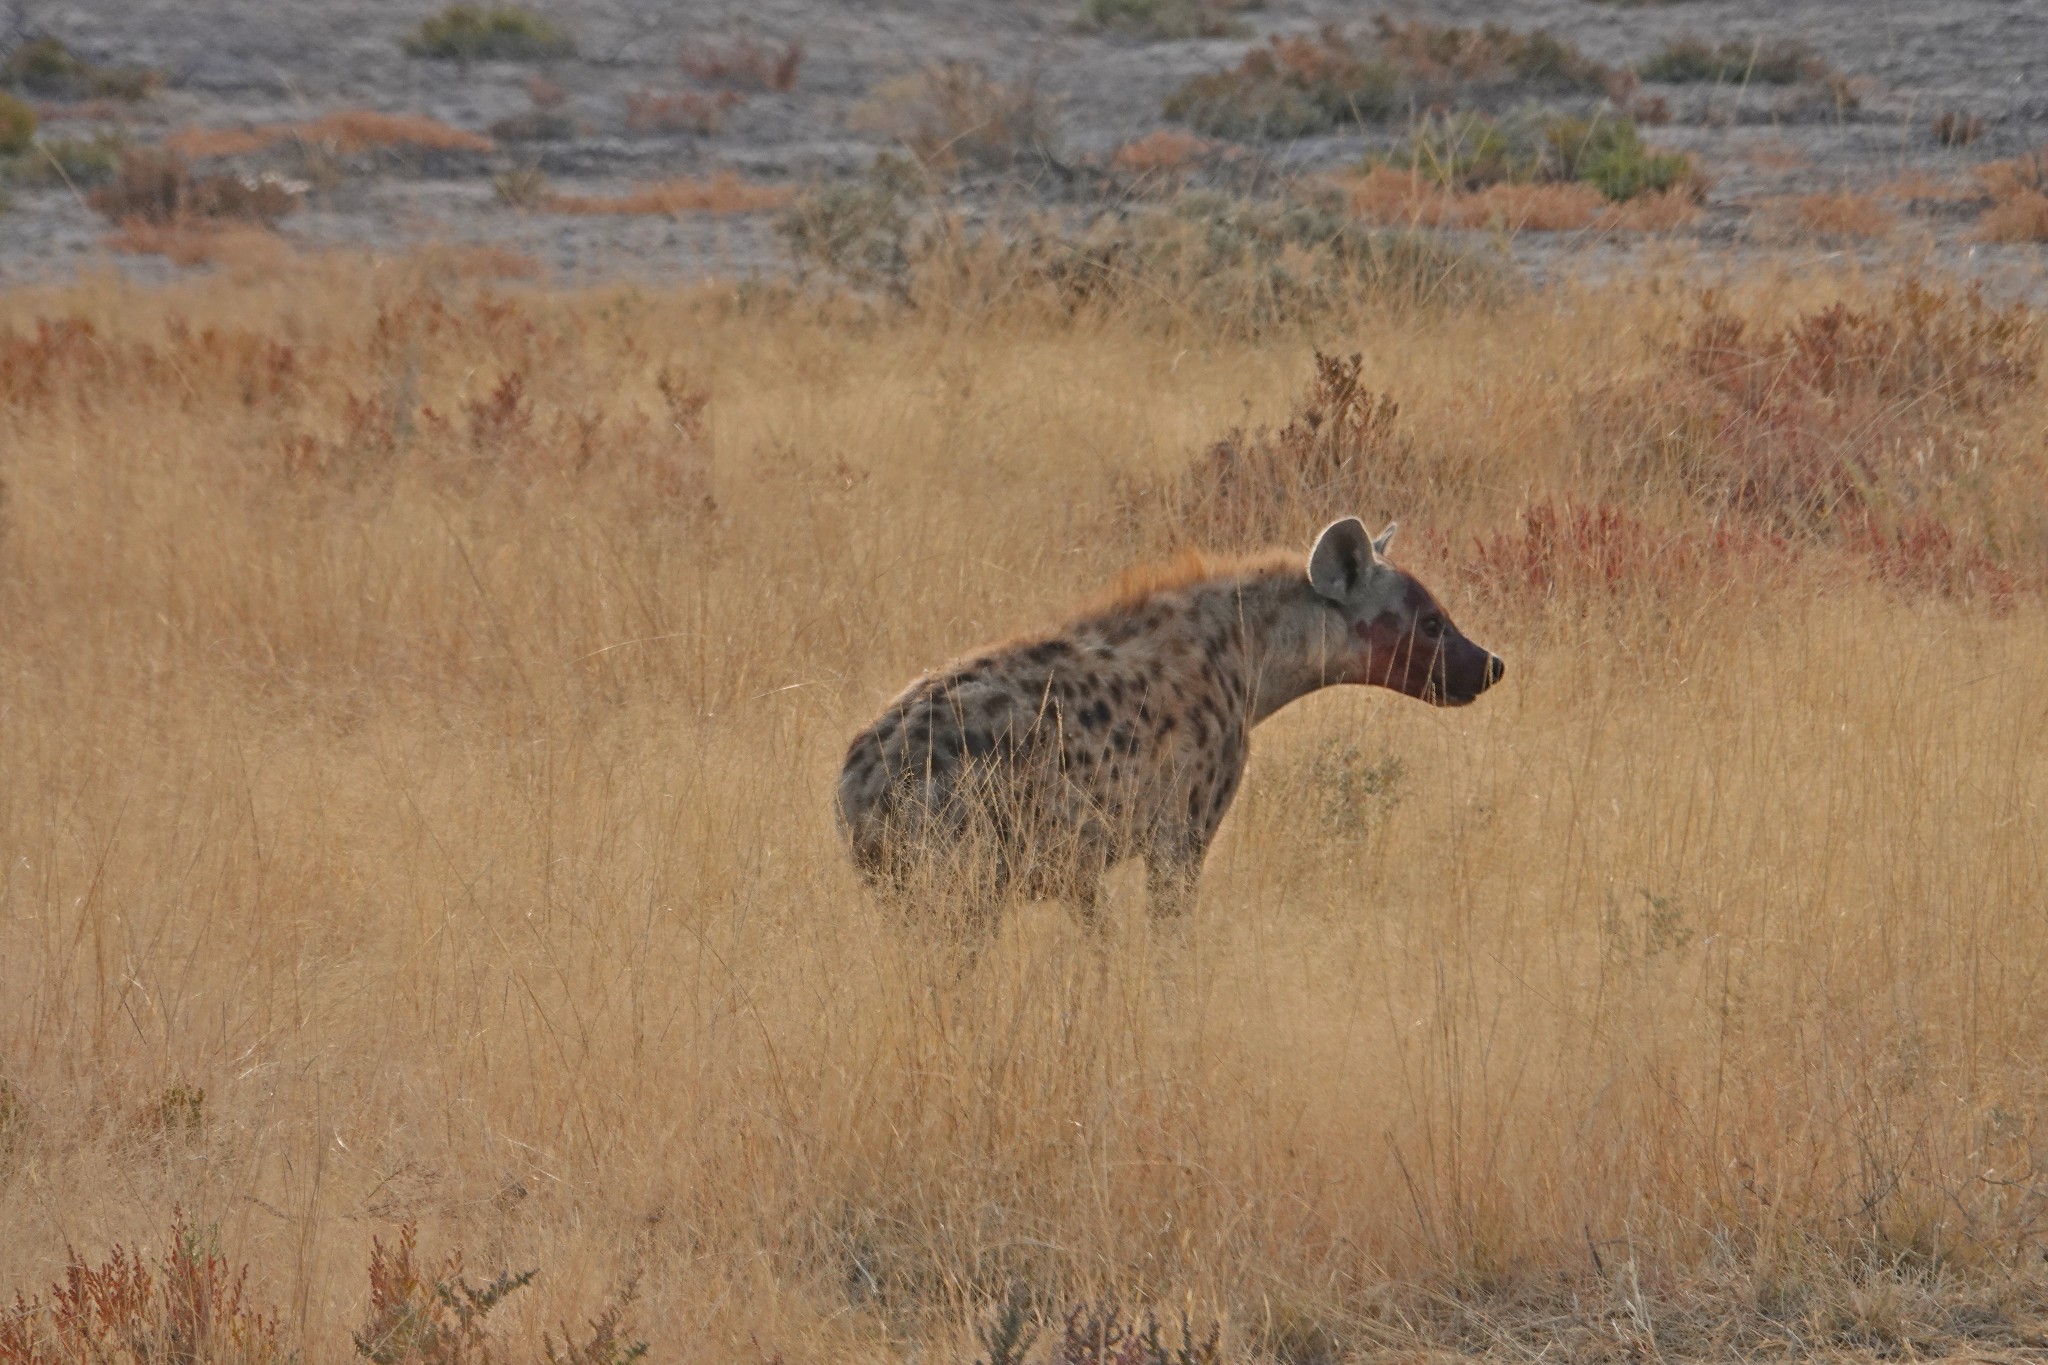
[836, 517, 1503, 924]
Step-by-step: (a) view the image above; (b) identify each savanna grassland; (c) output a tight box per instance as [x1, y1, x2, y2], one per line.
[3, 242, 2048, 1365]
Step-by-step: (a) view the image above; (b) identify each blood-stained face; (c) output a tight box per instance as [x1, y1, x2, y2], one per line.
[1352, 574, 1503, 706]
[1307, 517, 1504, 708]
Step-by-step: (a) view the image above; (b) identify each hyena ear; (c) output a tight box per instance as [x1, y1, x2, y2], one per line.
[1308, 517, 1374, 601]
[1373, 521, 1398, 558]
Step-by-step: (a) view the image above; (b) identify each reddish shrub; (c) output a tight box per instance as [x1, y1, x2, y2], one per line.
[1457, 499, 1791, 603]
[1842, 512, 2031, 609]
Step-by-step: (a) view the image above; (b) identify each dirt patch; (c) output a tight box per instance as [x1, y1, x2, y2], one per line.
[0, 0, 2045, 291]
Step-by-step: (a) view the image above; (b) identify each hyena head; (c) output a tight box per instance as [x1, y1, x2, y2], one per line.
[1308, 516, 1504, 707]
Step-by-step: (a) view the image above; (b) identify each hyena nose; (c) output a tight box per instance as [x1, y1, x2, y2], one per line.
[1486, 655, 1505, 686]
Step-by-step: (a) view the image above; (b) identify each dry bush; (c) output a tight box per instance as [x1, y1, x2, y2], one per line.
[1638, 35, 1827, 85]
[1348, 168, 1605, 231]
[1161, 27, 1400, 138]
[87, 148, 300, 226]
[1165, 20, 1625, 139]
[1370, 14, 1622, 99]
[1347, 168, 1697, 233]
[1150, 351, 1415, 551]
[1976, 149, 2048, 242]
[623, 89, 742, 135]
[852, 62, 1059, 173]
[103, 220, 293, 270]
[1882, 169, 1976, 203]
[165, 110, 494, 160]
[1598, 185, 1700, 229]
[1978, 191, 2048, 243]
[1077, 0, 1251, 40]
[678, 35, 803, 92]
[3, 254, 2048, 1365]
[401, 4, 574, 61]
[1794, 189, 1895, 238]
[545, 173, 791, 216]
[1108, 129, 1215, 177]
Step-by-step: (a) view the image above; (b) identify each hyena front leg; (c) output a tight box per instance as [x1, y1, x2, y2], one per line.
[1143, 836, 1208, 922]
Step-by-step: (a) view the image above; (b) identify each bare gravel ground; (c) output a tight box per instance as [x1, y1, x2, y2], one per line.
[3, 0, 2047, 290]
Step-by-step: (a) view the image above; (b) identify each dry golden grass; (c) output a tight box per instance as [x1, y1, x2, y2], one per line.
[165, 110, 494, 159]
[1793, 189, 1896, 238]
[1344, 169, 1698, 234]
[543, 172, 792, 216]
[1, 253, 2046, 1364]
[1979, 190, 2048, 242]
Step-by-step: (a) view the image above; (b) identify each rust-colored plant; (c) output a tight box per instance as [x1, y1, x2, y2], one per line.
[0, 1211, 288, 1365]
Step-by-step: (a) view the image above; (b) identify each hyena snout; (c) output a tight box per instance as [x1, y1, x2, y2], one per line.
[1433, 634, 1504, 706]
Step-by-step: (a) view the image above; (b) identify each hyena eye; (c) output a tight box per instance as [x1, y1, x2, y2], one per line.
[1420, 615, 1445, 640]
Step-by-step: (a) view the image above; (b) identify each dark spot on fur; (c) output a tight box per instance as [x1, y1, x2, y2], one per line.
[1110, 721, 1138, 754]
[964, 729, 992, 758]
[1081, 699, 1112, 730]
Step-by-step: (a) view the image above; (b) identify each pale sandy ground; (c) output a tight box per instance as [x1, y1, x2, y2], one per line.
[2, 0, 2045, 288]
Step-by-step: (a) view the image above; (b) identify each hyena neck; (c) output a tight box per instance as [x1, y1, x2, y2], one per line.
[1199, 573, 1351, 728]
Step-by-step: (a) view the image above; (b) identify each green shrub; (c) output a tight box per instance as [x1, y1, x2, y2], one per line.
[0, 36, 161, 100]
[1547, 115, 1695, 199]
[0, 91, 34, 155]
[1077, 0, 1251, 40]
[1, 130, 125, 187]
[1374, 110, 1531, 188]
[401, 5, 575, 62]
[1371, 110, 1698, 202]
[1638, 36, 1822, 85]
